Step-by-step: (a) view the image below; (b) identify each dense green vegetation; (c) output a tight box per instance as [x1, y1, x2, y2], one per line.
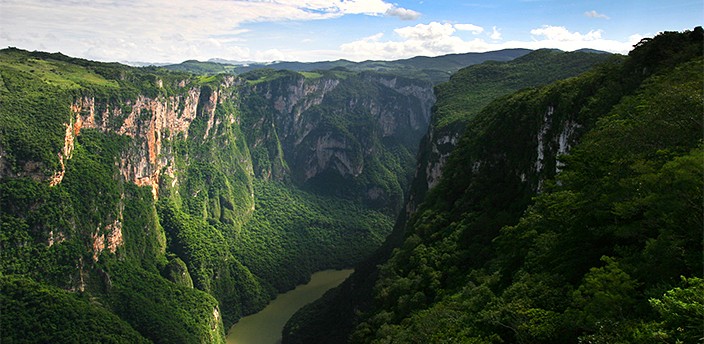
[238, 68, 433, 214]
[404, 48, 615, 223]
[235, 180, 393, 292]
[0, 47, 405, 343]
[169, 49, 531, 84]
[0, 47, 233, 342]
[4, 27, 701, 344]
[0, 275, 150, 344]
[372, 29, 704, 343]
[283, 48, 619, 344]
[431, 49, 618, 129]
[285, 28, 703, 343]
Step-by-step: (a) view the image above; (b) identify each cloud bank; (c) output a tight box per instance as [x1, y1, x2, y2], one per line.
[0, 0, 420, 62]
[0, 0, 643, 63]
[585, 10, 610, 19]
[385, 6, 422, 20]
[340, 23, 640, 61]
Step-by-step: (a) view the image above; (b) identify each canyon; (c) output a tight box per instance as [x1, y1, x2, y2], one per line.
[1, 27, 702, 344]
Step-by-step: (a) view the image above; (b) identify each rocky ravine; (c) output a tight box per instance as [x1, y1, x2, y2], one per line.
[240, 71, 435, 212]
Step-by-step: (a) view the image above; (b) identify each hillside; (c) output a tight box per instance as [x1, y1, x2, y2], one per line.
[237, 68, 435, 213]
[0, 47, 423, 342]
[283, 28, 703, 343]
[2, 28, 701, 343]
[408, 49, 616, 215]
[282, 48, 617, 344]
[163, 49, 533, 84]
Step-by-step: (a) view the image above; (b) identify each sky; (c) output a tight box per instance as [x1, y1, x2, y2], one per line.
[0, 0, 701, 64]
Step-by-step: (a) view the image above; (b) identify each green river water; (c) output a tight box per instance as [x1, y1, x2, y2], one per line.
[226, 269, 354, 344]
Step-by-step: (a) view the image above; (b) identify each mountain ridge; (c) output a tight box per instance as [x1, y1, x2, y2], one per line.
[283, 27, 703, 344]
[163, 49, 535, 84]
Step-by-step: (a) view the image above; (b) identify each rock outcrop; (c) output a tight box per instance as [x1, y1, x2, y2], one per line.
[65, 78, 241, 200]
[240, 71, 435, 212]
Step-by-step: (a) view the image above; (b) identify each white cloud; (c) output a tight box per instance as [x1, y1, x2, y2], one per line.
[455, 24, 484, 34]
[628, 33, 646, 45]
[338, 22, 638, 61]
[0, 0, 419, 62]
[585, 10, 610, 19]
[512, 25, 640, 53]
[341, 21, 490, 60]
[0, 0, 642, 63]
[362, 33, 386, 41]
[385, 6, 421, 20]
[394, 22, 457, 40]
[490, 26, 502, 40]
[530, 25, 602, 42]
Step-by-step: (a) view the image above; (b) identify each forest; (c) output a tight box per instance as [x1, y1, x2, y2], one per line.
[284, 28, 704, 344]
[1, 27, 702, 344]
[0, 47, 394, 342]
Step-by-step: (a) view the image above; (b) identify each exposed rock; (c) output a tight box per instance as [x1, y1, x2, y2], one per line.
[556, 119, 581, 172]
[49, 121, 76, 186]
[426, 130, 460, 190]
[47, 229, 66, 247]
[242, 72, 434, 211]
[535, 106, 553, 175]
[91, 230, 105, 262]
[203, 89, 219, 140]
[105, 215, 123, 255]
[69, 86, 208, 198]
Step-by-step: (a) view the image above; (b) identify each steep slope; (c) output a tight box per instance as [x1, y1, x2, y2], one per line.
[282, 48, 616, 343]
[408, 49, 617, 214]
[285, 28, 703, 343]
[239, 69, 435, 213]
[0, 48, 411, 342]
[0, 48, 240, 343]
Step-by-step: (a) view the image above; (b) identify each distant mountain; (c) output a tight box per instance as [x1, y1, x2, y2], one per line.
[160, 59, 239, 74]
[120, 61, 172, 67]
[207, 58, 258, 65]
[163, 49, 534, 84]
[574, 48, 612, 54]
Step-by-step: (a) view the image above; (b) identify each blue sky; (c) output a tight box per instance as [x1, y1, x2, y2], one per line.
[0, 0, 701, 63]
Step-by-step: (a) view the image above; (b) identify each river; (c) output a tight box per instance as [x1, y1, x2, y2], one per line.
[226, 269, 354, 344]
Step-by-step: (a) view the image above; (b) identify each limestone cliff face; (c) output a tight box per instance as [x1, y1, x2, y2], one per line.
[405, 104, 585, 217]
[240, 71, 435, 211]
[45, 76, 253, 265]
[67, 77, 242, 198]
[404, 121, 461, 215]
[373, 75, 435, 139]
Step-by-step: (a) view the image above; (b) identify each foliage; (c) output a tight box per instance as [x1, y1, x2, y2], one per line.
[157, 198, 269, 325]
[321, 28, 704, 344]
[0, 48, 233, 342]
[0, 47, 195, 175]
[238, 69, 432, 214]
[235, 180, 393, 292]
[0, 46, 421, 344]
[0, 275, 150, 344]
[432, 48, 617, 129]
[283, 48, 622, 344]
[643, 277, 704, 343]
[104, 261, 226, 344]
